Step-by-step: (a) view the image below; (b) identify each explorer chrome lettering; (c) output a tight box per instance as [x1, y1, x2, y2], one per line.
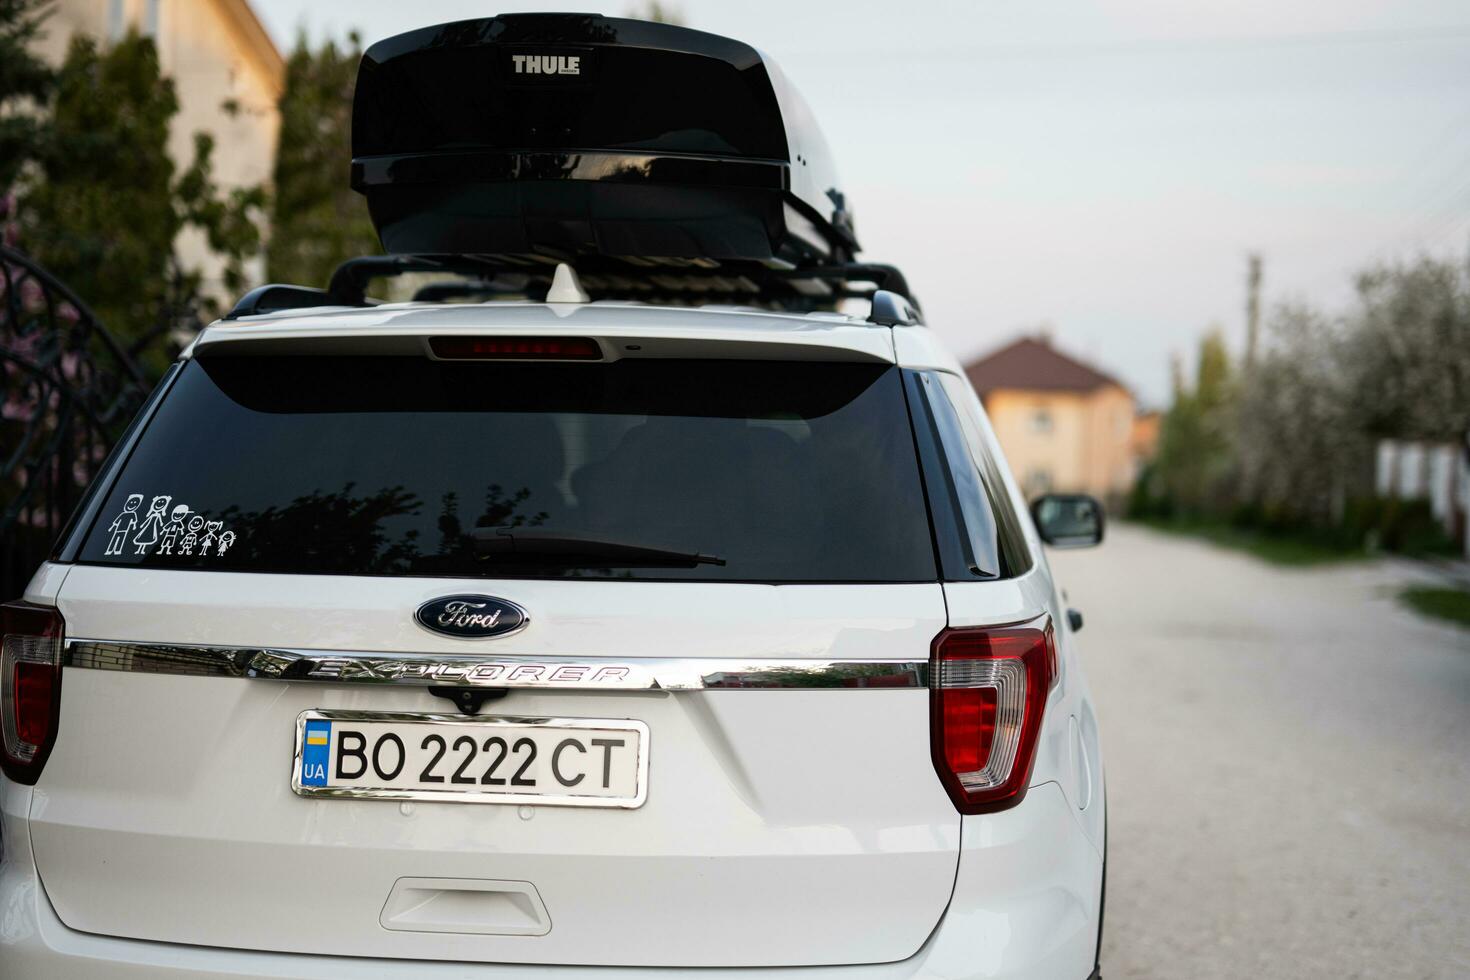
[307, 658, 636, 686]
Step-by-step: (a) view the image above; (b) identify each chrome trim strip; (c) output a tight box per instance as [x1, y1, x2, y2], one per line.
[63, 639, 930, 690]
[291, 710, 650, 808]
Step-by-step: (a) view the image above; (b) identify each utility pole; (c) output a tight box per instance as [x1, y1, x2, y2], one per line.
[1245, 253, 1262, 369]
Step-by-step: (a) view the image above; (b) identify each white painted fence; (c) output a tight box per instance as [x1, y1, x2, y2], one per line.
[1376, 437, 1470, 558]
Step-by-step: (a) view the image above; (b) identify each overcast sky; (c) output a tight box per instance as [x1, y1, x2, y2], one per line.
[251, 0, 1470, 405]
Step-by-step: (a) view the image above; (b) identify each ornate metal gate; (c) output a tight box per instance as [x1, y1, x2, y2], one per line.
[1, 244, 152, 598]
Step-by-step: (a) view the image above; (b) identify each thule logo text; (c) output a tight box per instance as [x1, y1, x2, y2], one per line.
[512, 54, 581, 75]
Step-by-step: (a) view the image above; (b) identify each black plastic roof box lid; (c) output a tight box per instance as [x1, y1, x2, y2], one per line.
[350, 13, 857, 267]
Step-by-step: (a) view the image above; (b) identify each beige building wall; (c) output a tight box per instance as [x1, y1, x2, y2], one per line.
[984, 385, 1137, 502]
[34, 0, 283, 305]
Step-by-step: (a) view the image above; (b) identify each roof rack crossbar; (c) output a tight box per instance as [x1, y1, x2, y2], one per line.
[411, 275, 533, 303]
[326, 254, 515, 306]
[223, 255, 922, 320]
[769, 263, 915, 305]
[223, 284, 346, 320]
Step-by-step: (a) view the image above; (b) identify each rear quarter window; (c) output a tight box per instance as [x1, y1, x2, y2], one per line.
[935, 371, 1032, 577]
[905, 370, 1032, 580]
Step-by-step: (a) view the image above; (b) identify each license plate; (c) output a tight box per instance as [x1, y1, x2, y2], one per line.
[291, 710, 648, 808]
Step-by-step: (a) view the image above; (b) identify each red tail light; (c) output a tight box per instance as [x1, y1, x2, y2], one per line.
[930, 618, 1054, 814]
[428, 336, 603, 360]
[1, 601, 65, 785]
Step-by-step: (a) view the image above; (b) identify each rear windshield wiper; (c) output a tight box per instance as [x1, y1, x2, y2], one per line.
[472, 527, 726, 568]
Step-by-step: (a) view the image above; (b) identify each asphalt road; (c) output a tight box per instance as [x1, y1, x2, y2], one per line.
[1048, 524, 1470, 980]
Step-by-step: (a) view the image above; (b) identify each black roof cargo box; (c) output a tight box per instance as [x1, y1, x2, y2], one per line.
[351, 14, 858, 268]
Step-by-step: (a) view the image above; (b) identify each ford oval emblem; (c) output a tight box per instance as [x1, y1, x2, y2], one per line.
[415, 594, 529, 640]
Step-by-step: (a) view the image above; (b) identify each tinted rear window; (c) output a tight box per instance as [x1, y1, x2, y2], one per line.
[78, 355, 937, 582]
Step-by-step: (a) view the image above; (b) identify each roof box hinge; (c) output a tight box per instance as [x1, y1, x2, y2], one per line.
[868, 290, 923, 327]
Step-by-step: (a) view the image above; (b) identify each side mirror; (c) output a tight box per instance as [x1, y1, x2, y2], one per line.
[1030, 494, 1105, 548]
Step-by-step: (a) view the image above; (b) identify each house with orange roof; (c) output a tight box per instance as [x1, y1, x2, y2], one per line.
[965, 334, 1139, 506]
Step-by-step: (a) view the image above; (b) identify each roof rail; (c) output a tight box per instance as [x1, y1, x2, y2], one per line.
[867, 290, 923, 327]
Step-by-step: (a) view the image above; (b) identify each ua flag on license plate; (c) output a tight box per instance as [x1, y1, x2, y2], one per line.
[300, 719, 331, 786]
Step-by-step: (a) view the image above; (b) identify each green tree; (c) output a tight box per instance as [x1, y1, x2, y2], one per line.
[1234, 305, 1368, 527]
[1153, 329, 1235, 516]
[1347, 256, 1470, 443]
[17, 31, 264, 354]
[1232, 256, 1468, 532]
[266, 32, 378, 288]
[1136, 255, 1467, 547]
[0, 0, 53, 193]
[0, 0, 54, 192]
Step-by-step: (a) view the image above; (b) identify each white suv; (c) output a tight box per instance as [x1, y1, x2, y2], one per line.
[1, 12, 1106, 979]
[2, 297, 1106, 979]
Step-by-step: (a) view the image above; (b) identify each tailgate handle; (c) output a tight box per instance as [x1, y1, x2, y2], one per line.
[380, 878, 551, 936]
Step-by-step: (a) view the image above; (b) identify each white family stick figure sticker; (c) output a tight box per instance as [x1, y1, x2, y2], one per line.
[131, 495, 172, 554]
[199, 521, 223, 555]
[104, 492, 236, 559]
[105, 493, 143, 555]
[156, 504, 190, 555]
[179, 515, 205, 556]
